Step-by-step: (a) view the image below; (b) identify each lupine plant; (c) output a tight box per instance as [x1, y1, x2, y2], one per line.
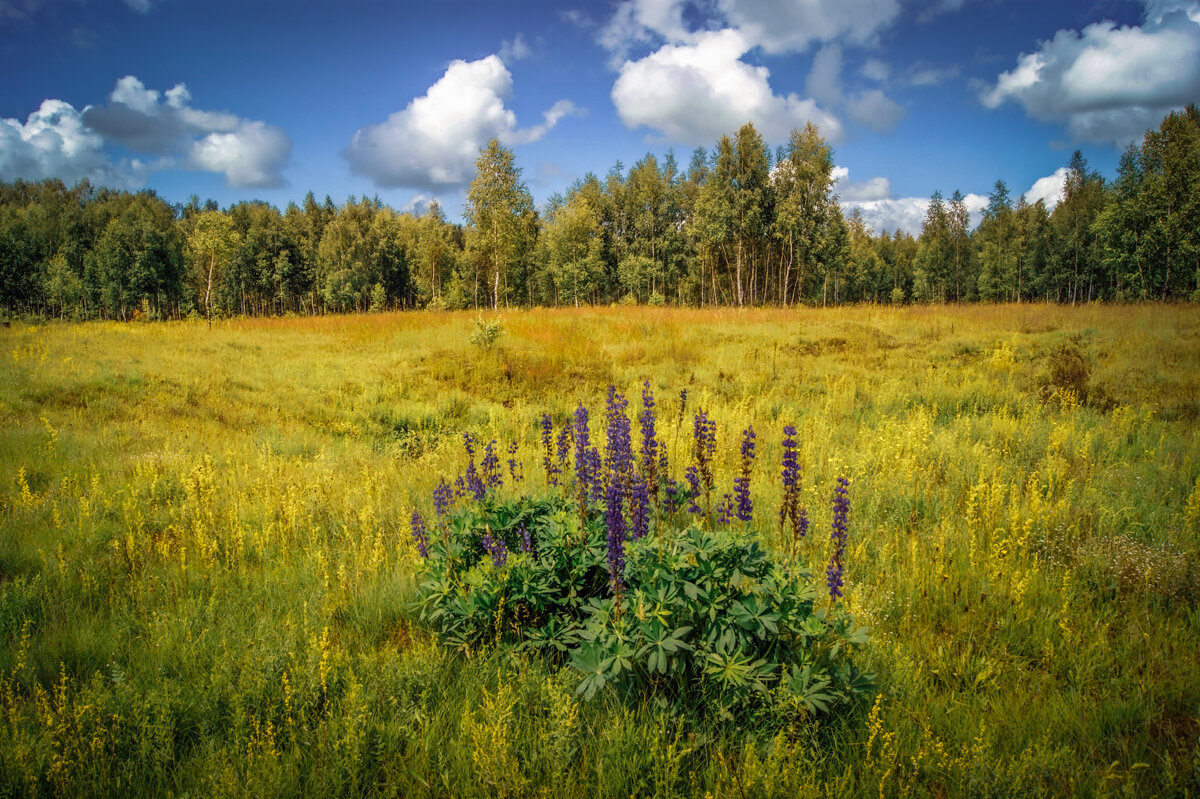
[415, 384, 872, 724]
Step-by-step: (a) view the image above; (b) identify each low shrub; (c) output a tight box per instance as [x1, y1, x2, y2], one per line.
[414, 384, 873, 724]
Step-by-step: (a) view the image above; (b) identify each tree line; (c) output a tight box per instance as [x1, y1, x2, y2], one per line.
[1, 106, 1196, 319]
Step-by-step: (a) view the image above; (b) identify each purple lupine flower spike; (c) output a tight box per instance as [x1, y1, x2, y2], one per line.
[482, 440, 502, 490]
[555, 423, 572, 475]
[779, 424, 806, 552]
[432, 478, 453, 527]
[604, 478, 627, 592]
[630, 478, 650, 540]
[734, 426, 755, 523]
[410, 509, 429, 558]
[604, 385, 633, 490]
[715, 493, 734, 525]
[826, 477, 850, 600]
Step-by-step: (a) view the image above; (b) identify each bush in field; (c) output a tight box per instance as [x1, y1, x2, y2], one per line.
[469, 314, 505, 350]
[414, 383, 873, 723]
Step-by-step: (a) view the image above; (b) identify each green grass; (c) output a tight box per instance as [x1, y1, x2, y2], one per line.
[1, 304, 1198, 797]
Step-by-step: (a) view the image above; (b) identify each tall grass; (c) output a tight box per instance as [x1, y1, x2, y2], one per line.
[1, 303, 1198, 796]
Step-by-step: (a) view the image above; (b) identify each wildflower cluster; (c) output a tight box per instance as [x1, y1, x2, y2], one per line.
[414, 383, 870, 723]
[463, 433, 485, 501]
[481, 530, 508, 568]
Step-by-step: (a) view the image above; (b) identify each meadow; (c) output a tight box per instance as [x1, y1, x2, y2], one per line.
[1, 303, 1198, 797]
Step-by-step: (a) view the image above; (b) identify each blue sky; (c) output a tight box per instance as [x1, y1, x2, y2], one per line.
[2, 0, 1198, 234]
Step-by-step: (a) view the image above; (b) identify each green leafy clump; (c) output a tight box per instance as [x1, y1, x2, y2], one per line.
[417, 493, 873, 723]
[469, 315, 505, 350]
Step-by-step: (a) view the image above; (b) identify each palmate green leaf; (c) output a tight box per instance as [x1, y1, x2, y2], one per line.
[571, 643, 608, 700]
[637, 625, 694, 674]
[703, 648, 774, 694]
[784, 664, 834, 714]
[523, 616, 581, 653]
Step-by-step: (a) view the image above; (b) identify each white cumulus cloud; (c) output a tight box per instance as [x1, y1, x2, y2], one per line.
[1, 76, 291, 189]
[979, 1, 1200, 145]
[1024, 167, 1068, 209]
[835, 167, 987, 234]
[837, 174, 891, 201]
[0, 99, 145, 187]
[716, 0, 900, 54]
[190, 121, 291, 189]
[81, 75, 291, 188]
[601, 0, 904, 142]
[612, 29, 843, 145]
[344, 55, 580, 191]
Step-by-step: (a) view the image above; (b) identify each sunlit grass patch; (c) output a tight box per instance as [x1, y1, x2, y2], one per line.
[0, 303, 1198, 796]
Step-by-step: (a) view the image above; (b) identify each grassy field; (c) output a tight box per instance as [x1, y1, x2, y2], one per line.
[1, 304, 1198, 797]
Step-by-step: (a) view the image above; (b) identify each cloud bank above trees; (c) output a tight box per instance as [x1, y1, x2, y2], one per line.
[834, 166, 1069, 236]
[0, 76, 291, 189]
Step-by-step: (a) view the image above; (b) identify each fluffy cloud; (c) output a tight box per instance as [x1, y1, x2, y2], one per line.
[344, 55, 580, 191]
[716, 0, 900, 54]
[980, 2, 1200, 144]
[843, 193, 987, 235]
[190, 122, 291, 189]
[1024, 167, 1068, 209]
[600, 0, 899, 56]
[84, 77, 238, 155]
[837, 174, 891, 201]
[0, 98, 143, 187]
[612, 29, 843, 145]
[835, 167, 987, 234]
[604, 2, 906, 144]
[1, 76, 291, 189]
[499, 33, 531, 63]
[80, 76, 291, 188]
[599, 0, 694, 64]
